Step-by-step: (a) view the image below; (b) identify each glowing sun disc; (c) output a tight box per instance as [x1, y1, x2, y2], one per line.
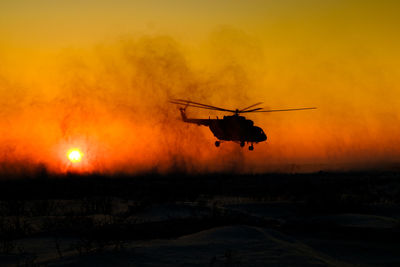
[68, 149, 83, 163]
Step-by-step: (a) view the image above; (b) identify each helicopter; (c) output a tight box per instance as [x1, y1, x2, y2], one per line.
[170, 99, 316, 150]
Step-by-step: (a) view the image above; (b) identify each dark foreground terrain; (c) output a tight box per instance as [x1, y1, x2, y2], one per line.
[0, 172, 399, 266]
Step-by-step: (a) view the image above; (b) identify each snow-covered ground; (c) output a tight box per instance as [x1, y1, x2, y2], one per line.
[1, 200, 399, 266]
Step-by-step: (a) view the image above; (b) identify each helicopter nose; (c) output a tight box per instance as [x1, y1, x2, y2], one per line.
[261, 133, 267, 141]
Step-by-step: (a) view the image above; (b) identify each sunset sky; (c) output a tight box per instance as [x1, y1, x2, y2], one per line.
[1, 0, 399, 173]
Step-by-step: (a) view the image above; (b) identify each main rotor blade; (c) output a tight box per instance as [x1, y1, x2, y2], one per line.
[169, 100, 226, 111]
[240, 102, 263, 112]
[240, 107, 264, 113]
[252, 107, 317, 112]
[170, 99, 235, 112]
[172, 99, 233, 111]
[169, 100, 235, 112]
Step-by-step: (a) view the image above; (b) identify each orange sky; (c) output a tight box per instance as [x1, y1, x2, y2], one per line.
[0, 0, 400, 174]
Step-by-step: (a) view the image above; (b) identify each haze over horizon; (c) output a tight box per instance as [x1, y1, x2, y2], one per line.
[1, 0, 399, 174]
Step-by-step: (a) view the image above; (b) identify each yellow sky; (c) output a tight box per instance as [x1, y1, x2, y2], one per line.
[1, 0, 400, 173]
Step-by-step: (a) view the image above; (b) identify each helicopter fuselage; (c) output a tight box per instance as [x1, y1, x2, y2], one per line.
[179, 108, 267, 144]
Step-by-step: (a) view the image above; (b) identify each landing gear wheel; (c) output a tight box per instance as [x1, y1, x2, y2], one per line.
[249, 145, 254, 151]
[240, 141, 245, 147]
[215, 141, 220, 147]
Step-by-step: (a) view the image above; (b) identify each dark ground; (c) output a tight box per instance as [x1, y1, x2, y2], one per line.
[0, 172, 399, 266]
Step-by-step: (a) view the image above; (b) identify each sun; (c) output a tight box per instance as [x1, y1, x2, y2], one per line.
[67, 149, 83, 163]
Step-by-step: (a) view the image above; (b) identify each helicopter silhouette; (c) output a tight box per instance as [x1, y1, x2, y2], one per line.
[170, 99, 316, 150]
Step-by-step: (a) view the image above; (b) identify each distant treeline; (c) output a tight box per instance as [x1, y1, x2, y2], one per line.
[0, 172, 399, 205]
